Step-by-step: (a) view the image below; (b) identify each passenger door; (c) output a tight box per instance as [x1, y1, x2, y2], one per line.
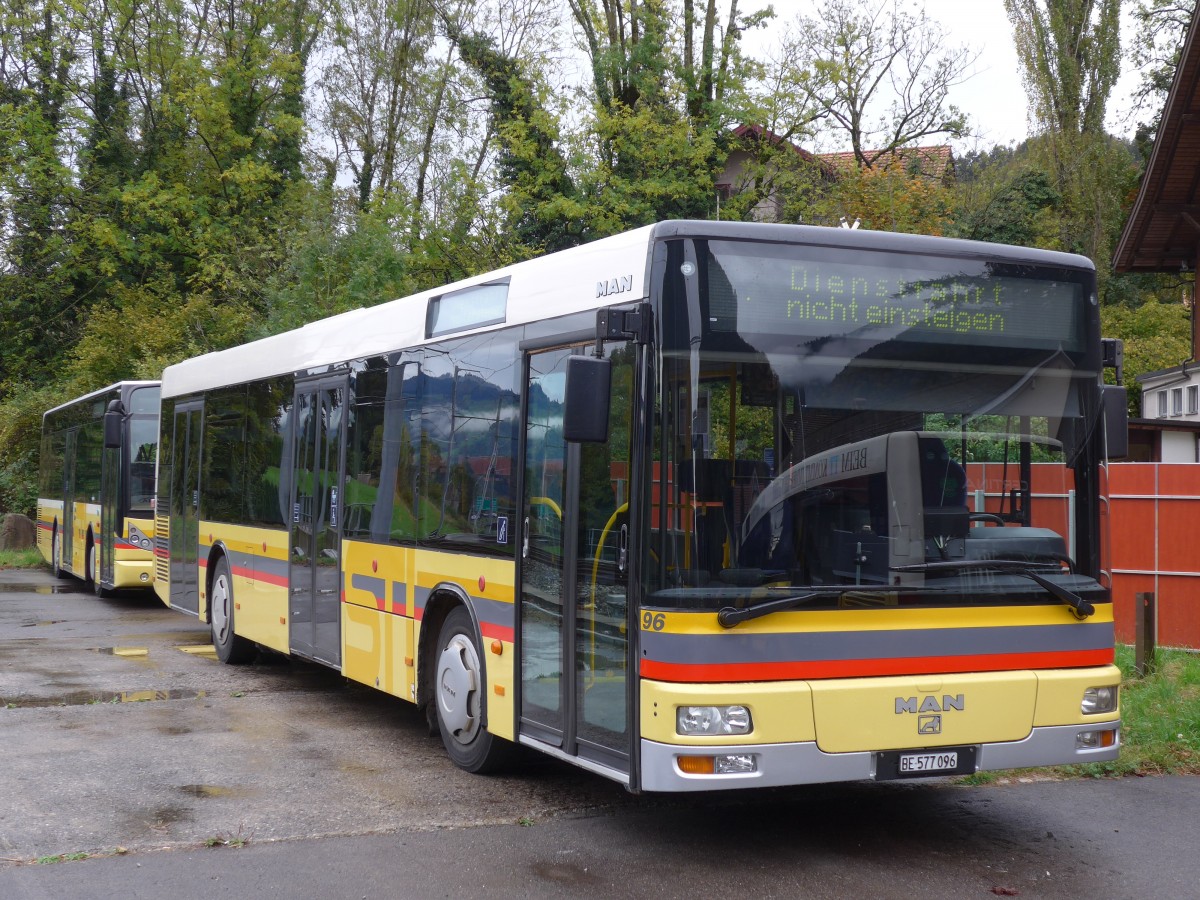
[169, 402, 203, 615]
[288, 376, 348, 666]
[518, 340, 636, 774]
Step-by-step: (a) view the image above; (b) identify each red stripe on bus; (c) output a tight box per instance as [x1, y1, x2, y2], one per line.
[229, 564, 289, 588]
[639, 648, 1115, 683]
[480, 622, 514, 643]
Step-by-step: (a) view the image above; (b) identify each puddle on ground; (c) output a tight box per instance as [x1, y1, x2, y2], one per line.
[126, 630, 212, 643]
[2, 688, 208, 709]
[20, 620, 65, 627]
[0, 583, 77, 594]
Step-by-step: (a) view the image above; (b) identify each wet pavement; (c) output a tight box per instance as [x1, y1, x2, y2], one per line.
[2, 567, 1200, 898]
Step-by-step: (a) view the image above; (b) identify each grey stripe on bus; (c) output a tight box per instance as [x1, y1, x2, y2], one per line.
[638, 622, 1114, 665]
[348, 573, 386, 603]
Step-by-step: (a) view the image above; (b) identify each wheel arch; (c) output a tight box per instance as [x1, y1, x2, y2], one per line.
[416, 582, 485, 717]
[203, 541, 234, 624]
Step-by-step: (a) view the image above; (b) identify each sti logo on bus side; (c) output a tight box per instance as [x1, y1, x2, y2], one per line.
[596, 275, 634, 297]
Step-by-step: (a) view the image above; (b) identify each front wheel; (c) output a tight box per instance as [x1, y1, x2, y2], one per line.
[210, 556, 256, 664]
[434, 606, 511, 774]
[88, 541, 107, 598]
[51, 530, 62, 579]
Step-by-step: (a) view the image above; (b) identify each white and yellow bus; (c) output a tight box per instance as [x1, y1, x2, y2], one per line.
[154, 221, 1122, 790]
[39, 381, 160, 595]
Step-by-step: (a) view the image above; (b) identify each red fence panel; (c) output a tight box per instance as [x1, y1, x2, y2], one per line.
[1108, 463, 1200, 649]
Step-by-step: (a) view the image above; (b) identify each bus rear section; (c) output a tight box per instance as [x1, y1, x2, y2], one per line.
[633, 230, 1119, 790]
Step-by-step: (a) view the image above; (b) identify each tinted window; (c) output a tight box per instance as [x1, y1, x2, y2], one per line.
[416, 331, 520, 557]
[245, 378, 292, 527]
[203, 386, 247, 523]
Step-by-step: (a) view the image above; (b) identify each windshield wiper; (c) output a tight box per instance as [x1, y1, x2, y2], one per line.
[717, 592, 836, 628]
[890, 560, 1095, 619]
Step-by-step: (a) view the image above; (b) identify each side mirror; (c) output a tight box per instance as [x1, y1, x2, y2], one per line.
[1102, 384, 1128, 460]
[103, 400, 124, 449]
[563, 356, 611, 443]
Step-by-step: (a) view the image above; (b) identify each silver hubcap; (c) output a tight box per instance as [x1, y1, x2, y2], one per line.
[437, 634, 480, 745]
[212, 573, 231, 644]
[89, 544, 96, 583]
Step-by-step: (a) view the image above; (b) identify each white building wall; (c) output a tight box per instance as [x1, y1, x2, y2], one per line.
[1161, 430, 1199, 462]
[1140, 370, 1200, 423]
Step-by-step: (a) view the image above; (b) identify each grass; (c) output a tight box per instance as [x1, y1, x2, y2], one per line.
[0, 547, 44, 569]
[1064, 643, 1200, 778]
[964, 643, 1200, 784]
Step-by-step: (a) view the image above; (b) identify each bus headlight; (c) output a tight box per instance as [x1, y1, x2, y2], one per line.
[1081, 686, 1118, 714]
[676, 705, 752, 736]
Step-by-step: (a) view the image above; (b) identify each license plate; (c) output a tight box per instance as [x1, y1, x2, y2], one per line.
[898, 751, 959, 773]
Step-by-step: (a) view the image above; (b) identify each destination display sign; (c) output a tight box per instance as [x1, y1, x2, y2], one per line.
[706, 243, 1086, 351]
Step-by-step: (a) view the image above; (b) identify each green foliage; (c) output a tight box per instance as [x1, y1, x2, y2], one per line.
[827, 158, 955, 235]
[263, 192, 417, 334]
[952, 167, 1061, 246]
[0, 382, 63, 516]
[1058, 644, 1200, 778]
[1101, 300, 1192, 414]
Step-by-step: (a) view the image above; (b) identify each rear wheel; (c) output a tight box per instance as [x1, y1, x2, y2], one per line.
[434, 606, 511, 773]
[210, 556, 256, 664]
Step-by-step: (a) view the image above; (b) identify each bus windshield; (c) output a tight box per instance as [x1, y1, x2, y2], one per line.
[647, 237, 1105, 613]
[127, 386, 160, 512]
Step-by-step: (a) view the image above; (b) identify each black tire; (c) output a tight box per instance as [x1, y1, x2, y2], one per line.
[50, 529, 62, 579]
[88, 540, 108, 598]
[210, 556, 256, 664]
[434, 606, 511, 774]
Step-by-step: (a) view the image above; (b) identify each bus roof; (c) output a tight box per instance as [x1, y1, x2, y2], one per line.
[42, 380, 161, 421]
[160, 221, 1094, 400]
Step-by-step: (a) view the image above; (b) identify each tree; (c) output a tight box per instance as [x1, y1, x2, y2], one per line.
[952, 162, 1061, 246]
[780, 0, 975, 166]
[1102, 299, 1193, 413]
[0, 0, 82, 392]
[814, 154, 954, 235]
[1003, 0, 1129, 271]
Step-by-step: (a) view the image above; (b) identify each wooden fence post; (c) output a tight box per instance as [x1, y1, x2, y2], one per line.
[1134, 592, 1157, 678]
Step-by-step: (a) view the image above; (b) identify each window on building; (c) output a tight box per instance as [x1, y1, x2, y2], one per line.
[1189, 385, 1198, 416]
[1158, 390, 1168, 417]
[1173, 387, 1184, 416]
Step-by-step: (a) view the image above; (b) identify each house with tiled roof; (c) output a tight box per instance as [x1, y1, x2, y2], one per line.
[717, 125, 955, 223]
[817, 145, 955, 184]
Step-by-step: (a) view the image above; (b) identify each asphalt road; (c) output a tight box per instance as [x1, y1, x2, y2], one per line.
[1, 567, 1197, 899]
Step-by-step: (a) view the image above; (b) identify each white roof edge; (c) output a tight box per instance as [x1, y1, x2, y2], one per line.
[162, 225, 658, 399]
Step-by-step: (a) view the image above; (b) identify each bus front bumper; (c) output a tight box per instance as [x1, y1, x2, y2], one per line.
[638, 722, 1120, 792]
[112, 559, 155, 589]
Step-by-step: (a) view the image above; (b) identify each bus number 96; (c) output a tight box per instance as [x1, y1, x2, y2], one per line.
[642, 612, 665, 631]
